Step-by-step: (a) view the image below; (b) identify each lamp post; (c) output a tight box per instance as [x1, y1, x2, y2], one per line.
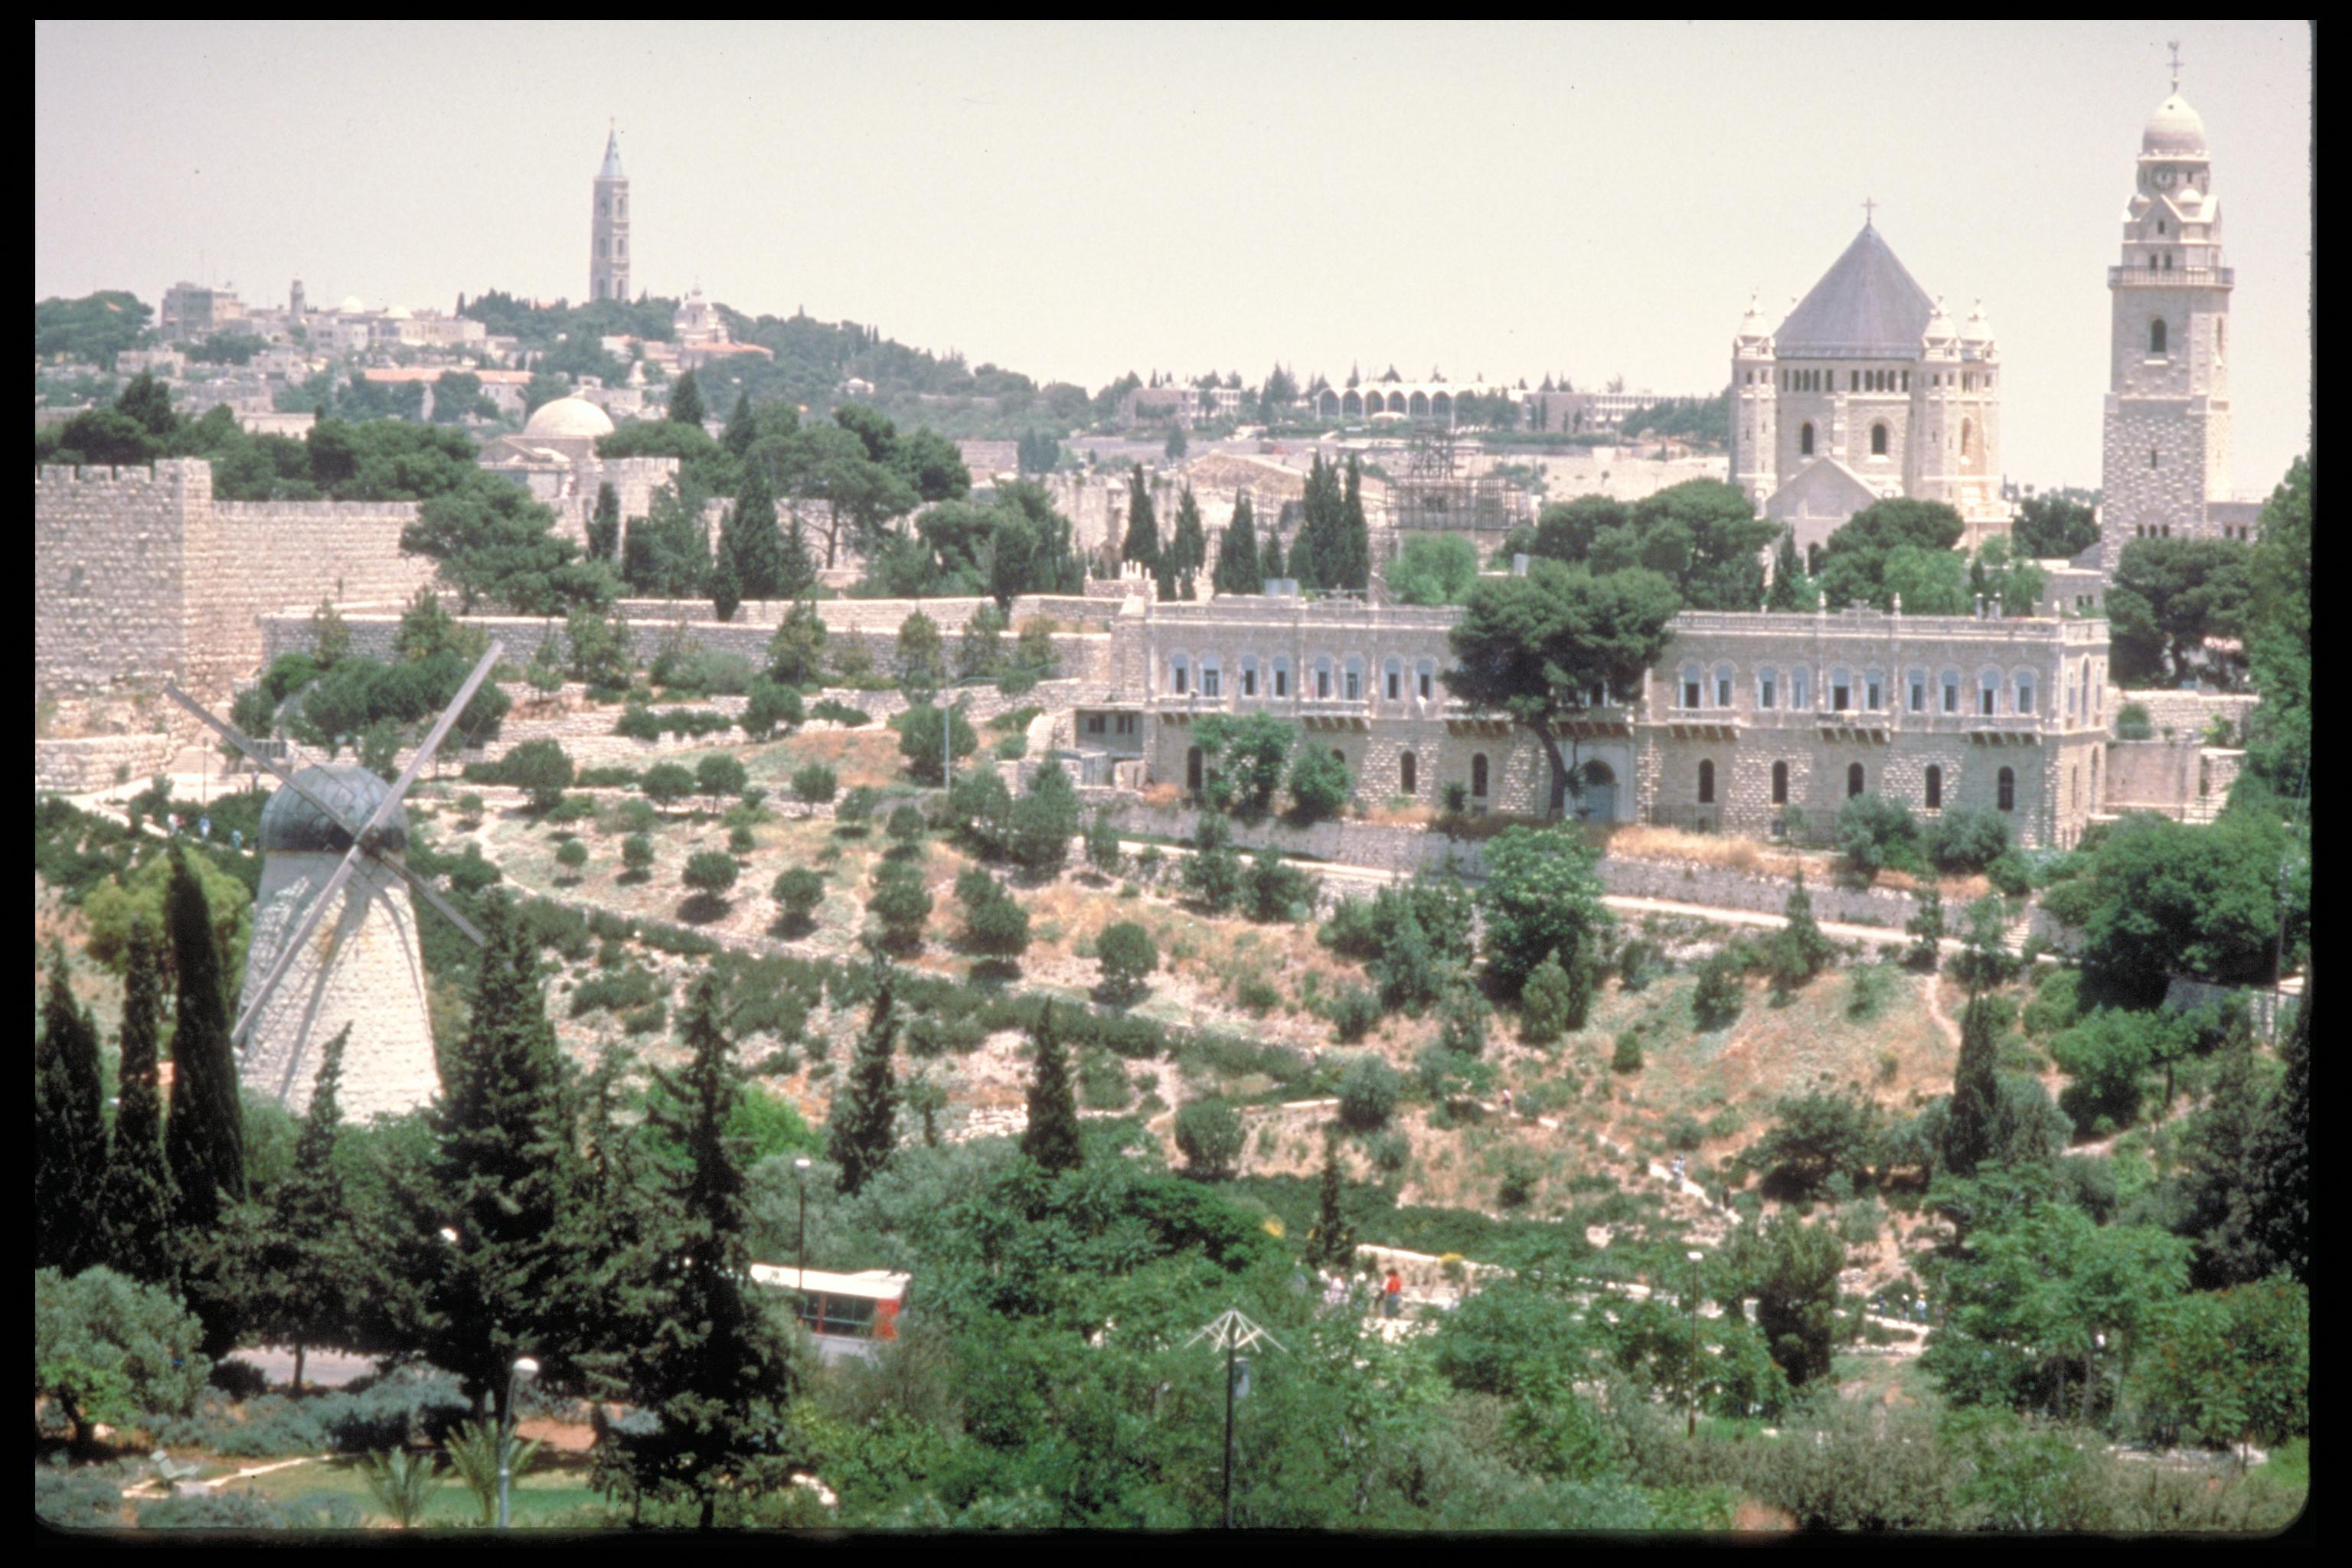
[794, 1157, 812, 1291]
[1686, 1250, 1705, 1438]
[1186, 1308, 1286, 1529]
[498, 1355, 540, 1529]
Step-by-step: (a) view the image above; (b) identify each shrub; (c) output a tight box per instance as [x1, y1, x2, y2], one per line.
[791, 763, 838, 805]
[1077, 1052, 1134, 1111]
[1519, 952, 1577, 1044]
[1612, 1031, 1645, 1073]
[2115, 702, 2154, 741]
[576, 765, 641, 789]
[621, 834, 655, 879]
[1617, 938, 1662, 991]
[742, 677, 804, 741]
[1245, 848, 1318, 923]
[35, 1266, 211, 1448]
[616, 704, 666, 740]
[1838, 792, 1924, 880]
[1174, 1096, 1245, 1178]
[1233, 975, 1281, 1014]
[34, 1465, 122, 1529]
[866, 861, 933, 952]
[836, 786, 880, 827]
[1693, 951, 1746, 1029]
[1985, 851, 2033, 899]
[696, 753, 750, 804]
[681, 849, 739, 902]
[456, 792, 485, 822]
[1926, 808, 2010, 874]
[1096, 921, 1158, 1002]
[773, 867, 825, 929]
[614, 797, 659, 835]
[955, 867, 1031, 959]
[1367, 1127, 1413, 1174]
[1325, 983, 1381, 1044]
[887, 803, 926, 844]
[727, 823, 756, 854]
[1847, 962, 1893, 1021]
[808, 700, 872, 728]
[555, 838, 589, 879]
[501, 739, 575, 813]
[1337, 1053, 1402, 1130]
[641, 761, 696, 809]
[1286, 744, 1353, 822]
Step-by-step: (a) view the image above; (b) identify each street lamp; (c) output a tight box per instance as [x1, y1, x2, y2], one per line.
[1686, 1250, 1705, 1438]
[498, 1355, 540, 1529]
[794, 1158, 813, 1291]
[1186, 1308, 1286, 1529]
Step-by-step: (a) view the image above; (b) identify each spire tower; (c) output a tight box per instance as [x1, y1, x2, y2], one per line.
[591, 122, 630, 303]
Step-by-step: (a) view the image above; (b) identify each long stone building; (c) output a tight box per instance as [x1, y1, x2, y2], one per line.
[1100, 586, 2109, 851]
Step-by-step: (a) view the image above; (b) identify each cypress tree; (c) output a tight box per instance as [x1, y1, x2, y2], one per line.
[244, 1024, 358, 1392]
[2180, 1022, 2270, 1289]
[1306, 1137, 1355, 1269]
[1259, 528, 1285, 583]
[1120, 464, 1161, 574]
[587, 482, 622, 562]
[626, 975, 796, 1529]
[777, 510, 817, 601]
[708, 546, 742, 622]
[165, 851, 244, 1236]
[1942, 991, 2001, 1178]
[1169, 485, 1208, 591]
[100, 932, 178, 1285]
[401, 893, 583, 1416]
[1020, 1004, 1083, 1174]
[724, 462, 785, 603]
[1214, 494, 1260, 594]
[1335, 455, 1371, 590]
[722, 390, 756, 458]
[1767, 528, 1808, 611]
[1291, 455, 1328, 588]
[668, 369, 706, 430]
[36, 949, 109, 1275]
[2248, 982, 2311, 1286]
[829, 964, 900, 1197]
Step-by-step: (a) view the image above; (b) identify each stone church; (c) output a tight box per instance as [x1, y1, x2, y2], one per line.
[1728, 221, 2008, 555]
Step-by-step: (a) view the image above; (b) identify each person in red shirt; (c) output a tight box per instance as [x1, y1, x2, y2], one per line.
[1382, 1269, 1403, 1318]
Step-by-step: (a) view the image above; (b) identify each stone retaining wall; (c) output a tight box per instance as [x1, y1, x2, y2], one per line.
[34, 733, 181, 794]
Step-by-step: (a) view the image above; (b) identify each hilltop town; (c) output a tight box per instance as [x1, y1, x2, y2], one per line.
[35, 46, 2308, 1536]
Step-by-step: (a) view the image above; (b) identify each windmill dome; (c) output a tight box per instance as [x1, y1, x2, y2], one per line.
[2142, 93, 2207, 156]
[523, 395, 616, 440]
[260, 763, 407, 854]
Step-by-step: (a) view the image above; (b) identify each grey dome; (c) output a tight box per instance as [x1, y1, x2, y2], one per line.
[260, 764, 407, 854]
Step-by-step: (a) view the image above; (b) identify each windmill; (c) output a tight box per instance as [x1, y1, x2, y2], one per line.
[164, 642, 501, 1120]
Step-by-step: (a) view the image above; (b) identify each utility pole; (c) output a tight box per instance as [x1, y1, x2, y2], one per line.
[1186, 1308, 1286, 1529]
[1686, 1250, 1705, 1437]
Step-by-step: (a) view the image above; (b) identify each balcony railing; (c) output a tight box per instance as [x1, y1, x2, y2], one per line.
[2107, 265, 2233, 287]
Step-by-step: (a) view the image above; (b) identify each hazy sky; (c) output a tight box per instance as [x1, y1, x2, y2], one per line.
[36, 21, 2311, 493]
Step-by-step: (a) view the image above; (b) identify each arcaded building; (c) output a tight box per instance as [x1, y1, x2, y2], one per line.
[1119, 589, 2108, 851]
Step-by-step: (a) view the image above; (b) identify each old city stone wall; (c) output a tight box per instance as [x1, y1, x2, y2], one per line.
[33, 733, 184, 794]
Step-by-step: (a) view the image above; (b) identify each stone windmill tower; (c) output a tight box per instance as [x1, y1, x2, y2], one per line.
[167, 643, 501, 1121]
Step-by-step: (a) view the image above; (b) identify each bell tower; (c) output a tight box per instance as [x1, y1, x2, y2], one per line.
[2100, 47, 2232, 573]
[590, 124, 630, 304]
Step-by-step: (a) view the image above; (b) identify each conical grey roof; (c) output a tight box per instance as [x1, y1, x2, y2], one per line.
[260, 764, 407, 854]
[1775, 225, 1935, 361]
[599, 129, 625, 181]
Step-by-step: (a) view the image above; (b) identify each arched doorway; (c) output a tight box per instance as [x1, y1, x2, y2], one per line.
[1576, 760, 1617, 823]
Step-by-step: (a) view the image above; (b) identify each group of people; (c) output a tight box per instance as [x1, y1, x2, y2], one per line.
[1319, 1267, 1409, 1319]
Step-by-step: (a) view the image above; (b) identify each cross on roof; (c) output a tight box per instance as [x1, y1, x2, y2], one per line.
[1862, 197, 1877, 227]
[2168, 40, 2183, 92]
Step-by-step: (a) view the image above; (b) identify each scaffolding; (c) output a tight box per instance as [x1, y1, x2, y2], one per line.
[1387, 429, 1532, 533]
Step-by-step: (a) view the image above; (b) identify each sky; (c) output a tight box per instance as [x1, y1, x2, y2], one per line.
[35, 21, 2311, 495]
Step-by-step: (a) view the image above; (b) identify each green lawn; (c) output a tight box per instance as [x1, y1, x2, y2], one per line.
[222, 1453, 613, 1529]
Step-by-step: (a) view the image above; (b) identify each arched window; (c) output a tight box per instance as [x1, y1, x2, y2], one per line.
[1383, 657, 1403, 702]
[1312, 656, 1332, 699]
[1771, 760, 1789, 805]
[1342, 657, 1364, 701]
[1831, 667, 1852, 712]
[1272, 655, 1291, 697]
[1940, 668, 1962, 714]
[1791, 668, 1811, 710]
[1471, 753, 1489, 799]
[1415, 659, 1436, 701]
[1908, 668, 1928, 713]
[2014, 670, 2035, 714]
[1240, 655, 1259, 697]
[1864, 668, 1885, 711]
[2149, 318, 2167, 356]
[1871, 422, 1889, 456]
[1757, 667, 1779, 709]
[1847, 762, 1866, 798]
[1997, 766, 2016, 812]
[1925, 764, 1943, 810]
[1697, 760, 1716, 805]
[1400, 751, 1417, 795]
[1715, 665, 1734, 708]
[1799, 422, 1815, 457]
[1199, 654, 1222, 698]
[1978, 668, 2001, 717]
[1169, 653, 1190, 695]
[1681, 665, 1701, 709]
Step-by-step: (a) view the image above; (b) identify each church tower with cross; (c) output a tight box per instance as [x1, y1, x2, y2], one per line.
[590, 124, 630, 303]
[1728, 202, 2007, 559]
[2097, 46, 2251, 573]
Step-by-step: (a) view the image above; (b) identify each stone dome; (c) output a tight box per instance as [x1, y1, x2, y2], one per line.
[2142, 93, 2207, 156]
[260, 764, 407, 854]
[522, 395, 616, 440]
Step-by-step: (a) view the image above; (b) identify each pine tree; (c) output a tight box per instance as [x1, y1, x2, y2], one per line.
[2247, 982, 2311, 1286]
[1774, 871, 1832, 994]
[1767, 529, 1810, 611]
[36, 948, 108, 1275]
[668, 370, 706, 430]
[1942, 991, 2001, 1178]
[399, 893, 584, 1416]
[1020, 1004, 1083, 1174]
[625, 975, 796, 1529]
[100, 932, 178, 1285]
[1306, 1138, 1355, 1269]
[243, 1024, 358, 1391]
[1168, 485, 1207, 593]
[1008, 756, 1080, 875]
[165, 851, 244, 1237]
[1120, 464, 1160, 573]
[588, 482, 622, 562]
[722, 390, 756, 459]
[1214, 494, 1260, 594]
[829, 965, 900, 1196]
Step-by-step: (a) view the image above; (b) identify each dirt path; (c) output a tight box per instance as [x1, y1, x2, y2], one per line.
[1921, 972, 1963, 1055]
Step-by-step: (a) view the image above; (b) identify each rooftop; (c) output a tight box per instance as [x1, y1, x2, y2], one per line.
[1775, 224, 1937, 361]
